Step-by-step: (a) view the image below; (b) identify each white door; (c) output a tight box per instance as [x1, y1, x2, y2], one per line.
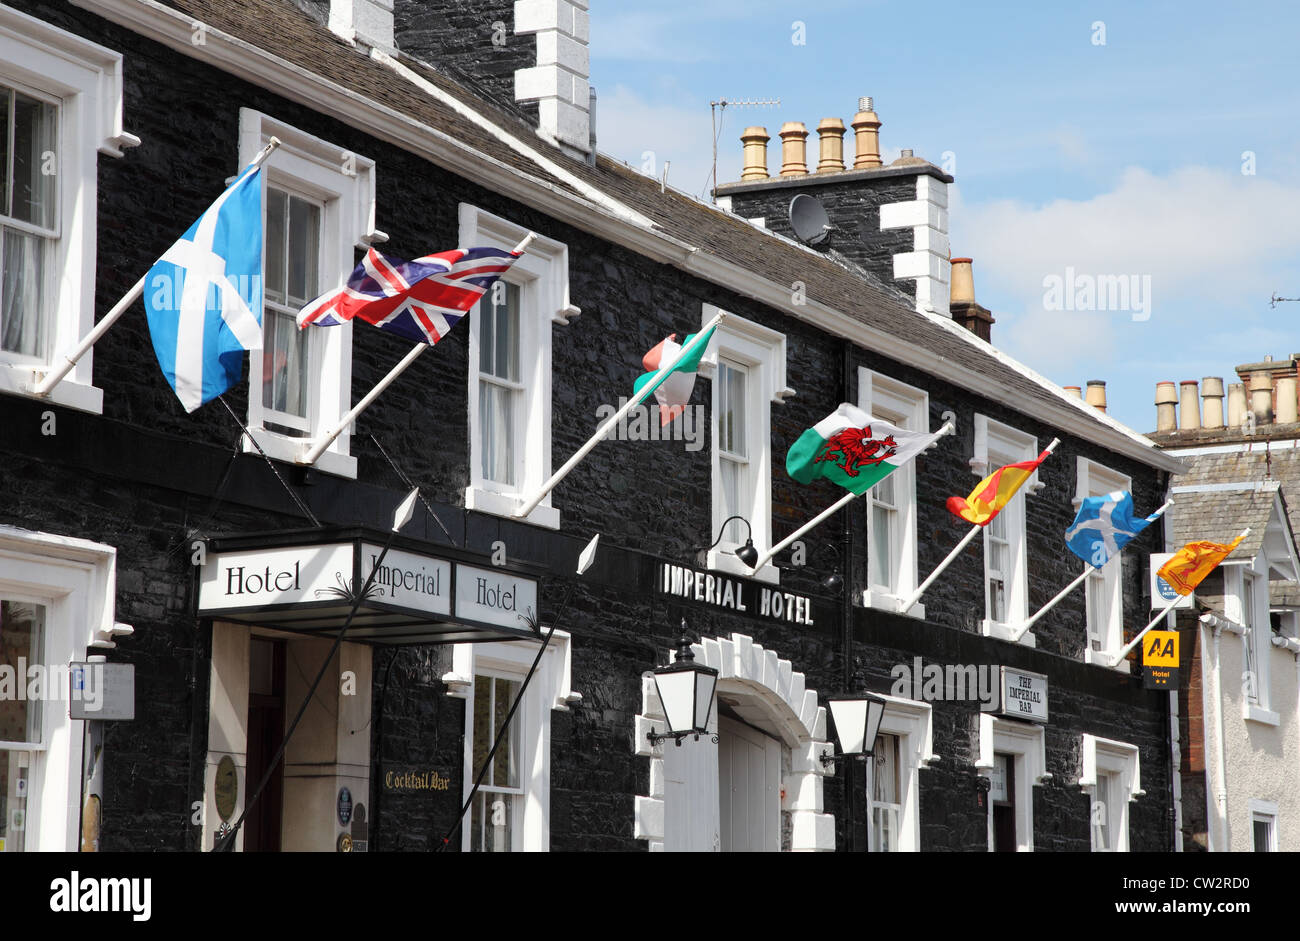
[718, 716, 781, 851]
[662, 731, 720, 852]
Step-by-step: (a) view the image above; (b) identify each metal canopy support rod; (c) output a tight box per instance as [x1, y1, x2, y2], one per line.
[300, 232, 538, 466]
[513, 309, 727, 519]
[34, 137, 283, 397]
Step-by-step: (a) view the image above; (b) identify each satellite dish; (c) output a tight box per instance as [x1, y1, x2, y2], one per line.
[789, 194, 832, 245]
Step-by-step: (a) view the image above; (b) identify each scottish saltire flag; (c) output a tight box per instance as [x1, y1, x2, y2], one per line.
[1065, 491, 1161, 569]
[632, 325, 717, 425]
[144, 164, 263, 413]
[787, 403, 946, 496]
[948, 449, 1052, 526]
[297, 246, 520, 345]
[1159, 533, 1246, 595]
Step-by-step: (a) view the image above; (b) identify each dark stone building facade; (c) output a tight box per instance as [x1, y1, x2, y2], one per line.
[0, 0, 1184, 854]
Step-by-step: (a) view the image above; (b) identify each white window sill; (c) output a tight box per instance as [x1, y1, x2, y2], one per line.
[981, 619, 1036, 648]
[1084, 647, 1132, 674]
[243, 427, 357, 479]
[465, 485, 560, 531]
[1244, 704, 1280, 727]
[707, 548, 779, 585]
[0, 366, 103, 415]
[863, 588, 924, 620]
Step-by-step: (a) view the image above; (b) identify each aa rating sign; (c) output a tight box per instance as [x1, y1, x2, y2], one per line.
[1143, 630, 1180, 689]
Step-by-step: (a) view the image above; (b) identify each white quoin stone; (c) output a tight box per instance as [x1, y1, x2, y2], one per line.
[880, 173, 952, 317]
[329, 0, 395, 52]
[515, 0, 591, 153]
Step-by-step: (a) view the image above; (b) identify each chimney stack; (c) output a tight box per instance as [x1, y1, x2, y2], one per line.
[1086, 380, 1107, 413]
[1155, 381, 1177, 432]
[1227, 382, 1247, 427]
[816, 117, 846, 172]
[741, 126, 770, 181]
[1250, 366, 1275, 424]
[851, 97, 882, 169]
[1064, 385, 1083, 400]
[1178, 380, 1201, 431]
[1201, 377, 1225, 429]
[779, 121, 809, 177]
[947, 258, 995, 343]
[1277, 375, 1299, 423]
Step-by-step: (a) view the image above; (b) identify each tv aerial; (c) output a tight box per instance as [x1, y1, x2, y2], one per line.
[789, 193, 832, 245]
[707, 97, 780, 200]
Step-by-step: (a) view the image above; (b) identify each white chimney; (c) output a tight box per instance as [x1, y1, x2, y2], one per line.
[329, 0, 395, 52]
[514, 0, 591, 155]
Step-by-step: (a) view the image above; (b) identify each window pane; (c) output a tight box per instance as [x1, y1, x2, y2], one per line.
[479, 381, 516, 485]
[10, 91, 57, 230]
[472, 678, 491, 787]
[0, 750, 30, 853]
[0, 600, 45, 745]
[493, 677, 520, 789]
[286, 195, 320, 306]
[262, 309, 311, 420]
[265, 188, 287, 304]
[720, 457, 746, 543]
[870, 504, 893, 588]
[1254, 818, 1272, 852]
[494, 284, 520, 383]
[989, 577, 1006, 623]
[1, 227, 45, 357]
[471, 792, 513, 852]
[718, 361, 747, 456]
[875, 472, 895, 507]
[0, 89, 9, 217]
[1086, 574, 1105, 649]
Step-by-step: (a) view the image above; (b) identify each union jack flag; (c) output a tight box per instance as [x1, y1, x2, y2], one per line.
[296, 245, 520, 345]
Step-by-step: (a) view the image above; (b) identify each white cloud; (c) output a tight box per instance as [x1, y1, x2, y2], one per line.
[951, 165, 1300, 381]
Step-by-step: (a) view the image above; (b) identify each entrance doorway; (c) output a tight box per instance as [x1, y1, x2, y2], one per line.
[244, 637, 285, 852]
[991, 752, 1016, 852]
[717, 714, 781, 852]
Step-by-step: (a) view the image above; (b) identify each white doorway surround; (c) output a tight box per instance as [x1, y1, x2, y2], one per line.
[634, 632, 835, 851]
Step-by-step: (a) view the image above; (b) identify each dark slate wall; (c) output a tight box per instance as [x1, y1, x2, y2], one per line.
[5, 0, 1174, 853]
[393, 0, 539, 127]
[720, 174, 922, 300]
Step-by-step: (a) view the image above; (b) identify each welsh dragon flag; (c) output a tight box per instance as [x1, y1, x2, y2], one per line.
[787, 403, 945, 495]
[633, 325, 716, 425]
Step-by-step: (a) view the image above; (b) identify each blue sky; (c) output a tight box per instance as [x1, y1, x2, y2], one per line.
[589, 1, 1300, 431]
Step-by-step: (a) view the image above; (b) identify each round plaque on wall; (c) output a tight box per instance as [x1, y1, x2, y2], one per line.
[215, 755, 238, 822]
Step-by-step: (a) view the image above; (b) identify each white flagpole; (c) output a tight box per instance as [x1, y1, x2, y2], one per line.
[1109, 526, 1250, 667]
[749, 419, 957, 574]
[1009, 498, 1173, 643]
[301, 232, 537, 466]
[898, 436, 1060, 615]
[33, 138, 283, 397]
[513, 309, 727, 519]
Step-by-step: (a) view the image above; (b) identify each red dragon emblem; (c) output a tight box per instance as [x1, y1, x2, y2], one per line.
[814, 424, 898, 477]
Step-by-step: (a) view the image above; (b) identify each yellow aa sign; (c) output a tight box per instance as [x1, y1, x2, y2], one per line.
[1144, 630, 1179, 667]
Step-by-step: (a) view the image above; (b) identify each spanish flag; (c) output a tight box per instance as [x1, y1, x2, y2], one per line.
[946, 448, 1053, 526]
[1157, 532, 1247, 595]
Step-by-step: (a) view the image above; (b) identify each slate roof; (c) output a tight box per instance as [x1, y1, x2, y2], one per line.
[117, 0, 1179, 469]
[1168, 481, 1279, 562]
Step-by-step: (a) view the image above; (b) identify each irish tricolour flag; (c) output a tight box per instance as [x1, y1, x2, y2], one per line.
[633, 325, 716, 425]
[787, 403, 944, 495]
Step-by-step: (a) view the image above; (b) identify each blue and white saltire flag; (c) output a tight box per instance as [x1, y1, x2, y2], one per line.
[1065, 491, 1161, 569]
[144, 164, 264, 413]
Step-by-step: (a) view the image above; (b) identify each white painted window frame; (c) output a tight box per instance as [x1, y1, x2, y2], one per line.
[1076, 458, 1132, 668]
[461, 204, 577, 531]
[860, 368, 928, 617]
[0, 526, 122, 851]
[1080, 733, 1143, 852]
[1250, 798, 1279, 852]
[239, 110, 381, 480]
[699, 306, 792, 583]
[1229, 563, 1279, 725]
[0, 7, 139, 415]
[972, 416, 1039, 645]
[867, 692, 937, 852]
[976, 713, 1049, 852]
[444, 630, 578, 852]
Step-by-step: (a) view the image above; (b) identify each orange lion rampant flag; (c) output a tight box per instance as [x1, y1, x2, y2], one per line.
[946, 449, 1053, 526]
[1157, 532, 1247, 596]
